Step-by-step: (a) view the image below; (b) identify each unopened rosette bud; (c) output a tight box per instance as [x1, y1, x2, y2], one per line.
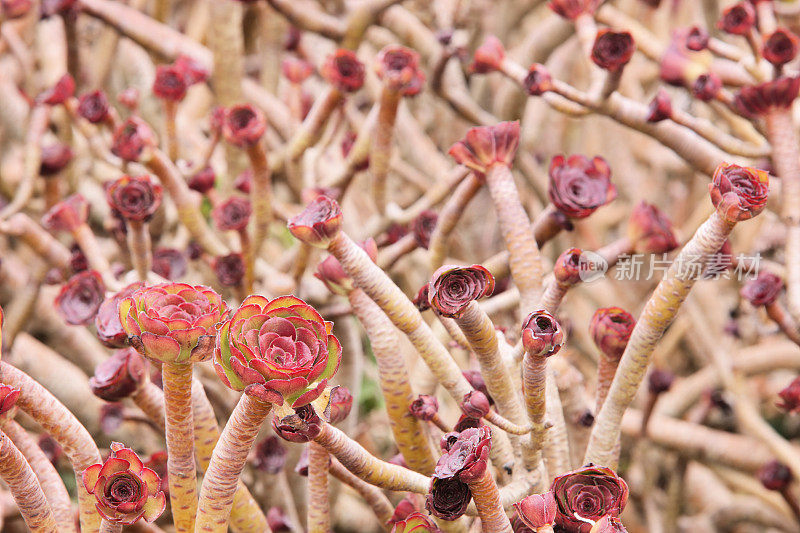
[647, 369, 674, 395]
[718, 2, 756, 35]
[0, 384, 20, 418]
[223, 104, 266, 148]
[409, 395, 439, 421]
[37, 74, 75, 105]
[735, 77, 800, 117]
[391, 511, 441, 532]
[214, 295, 341, 406]
[413, 283, 431, 312]
[42, 193, 88, 232]
[326, 386, 353, 423]
[741, 271, 783, 306]
[549, 155, 616, 219]
[686, 26, 710, 51]
[376, 45, 426, 96]
[95, 282, 144, 348]
[552, 465, 629, 533]
[252, 436, 287, 474]
[271, 404, 323, 443]
[777, 376, 800, 413]
[212, 197, 251, 232]
[462, 370, 494, 405]
[119, 283, 227, 364]
[758, 460, 793, 491]
[428, 264, 495, 318]
[90, 348, 147, 401]
[174, 55, 209, 86]
[78, 90, 111, 124]
[692, 73, 721, 102]
[470, 35, 505, 74]
[709, 163, 769, 223]
[412, 210, 438, 249]
[281, 57, 313, 84]
[212, 253, 245, 287]
[449, 121, 520, 174]
[188, 166, 216, 194]
[153, 64, 188, 102]
[267, 507, 292, 532]
[106, 175, 163, 222]
[321, 49, 365, 93]
[524, 64, 553, 95]
[554, 248, 583, 286]
[111, 117, 157, 162]
[513, 491, 557, 532]
[460, 390, 491, 419]
[315, 239, 377, 296]
[646, 89, 672, 122]
[55, 270, 105, 325]
[590, 307, 635, 360]
[40, 143, 73, 176]
[763, 29, 800, 67]
[548, 0, 601, 20]
[627, 202, 679, 254]
[152, 248, 187, 280]
[287, 196, 343, 248]
[83, 443, 166, 524]
[522, 310, 564, 357]
[591, 30, 635, 72]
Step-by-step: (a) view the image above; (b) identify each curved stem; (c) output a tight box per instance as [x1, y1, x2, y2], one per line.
[328, 458, 394, 527]
[0, 213, 72, 272]
[585, 211, 737, 467]
[2, 420, 75, 532]
[307, 442, 331, 533]
[466, 469, 513, 533]
[126, 220, 152, 281]
[765, 301, 800, 347]
[99, 520, 122, 533]
[428, 172, 482, 271]
[245, 143, 273, 256]
[313, 422, 430, 494]
[0, 430, 58, 532]
[371, 87, 401, 214]
[195, 394, 272, 532]
[163, 100, 179, 162]
[594, 354, 621, 414]
[484, 164, 544, 313]
[347, 289, 437, 474]
[329, 232, 472, 402]
[522, 351, 548, 463]
[161, 362, 198, 533]
[0, 361, 102, 532]
[0, 105, 50, 220]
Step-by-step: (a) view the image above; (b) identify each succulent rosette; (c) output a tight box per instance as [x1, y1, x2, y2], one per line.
[551, 465, 629, 533]
[78, 90, 110, 124]
[590, 307, 635, 360]
[548, 0, 601, 20]
[42, 193, 88, 232]
[90, 348, 147, 402]
[391, 512, 442, 532]
[553, 248, 583, 286]
[521, 310, 564, 357]
[106, 175, 163, 222]
[448, 121, 520, 174]
[82, 442, 166, 525]
[470, 35, 505, 74]
[777, 376, 800, 413]
[212, 197, 251, 232]
[272, 404, 323, 443]
[0, 384, 20, 418]
[40, 142, 73, 176]
[627, 202, 679, 254]
[427, 264, 495, 318]
[252, 436, 287, 474]
[763, 28, 800, 67]
[119, 283, 227, 364]
[55, 270, 106, 325]
[740, 271, 783, 307]
[524, 64, 553, 95]
[214, 295, 341, 406]
[327, 385, 353, 423]
[514, 491, 557, 531]
[718, 2, 755, 35]
[548, 155, 616, 219]
[409, 394, 439, 421]
[375, 45, 426, 96]
[709, 163, 769, 223]
[734, 78, 800, 116]
[95, 282, 145, 348]
[758, 460, 793, 491]
[111, 117, 157, 162]
[153, 64, 188, 101]
[223, 104, 266, 148]
[287, 196, 343, 248]
[591, 30, 634, 72]
[646, 89, 672, 123]
[425, 476, 472, 520]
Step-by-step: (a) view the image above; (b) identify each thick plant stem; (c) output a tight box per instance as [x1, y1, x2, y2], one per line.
[522, 351, 548, 464]
[371, 87, 401, 214]
[143, 149, 228, 256]
[132, 381, 166, 429]
[347, 289, 437, 474]
[307, 442, 331, 533]
[161, 362, 198, 533]
[765, 302, 800, 347]
[313, 422, 430, 494]
[163, 100, 179, 162]
[0, 214, 72, 272]
[466, 469, 513, 533]
[99, 520, 122, 533]
[328, 232, 472, 402]
[196, 394, 272, 532]
[238, 228, 255, 294]
[0, 361, 102, 532]
[72, 224, 112, 280]
[484, 164, 544, 313]
[595, 354, 621, 414]
[585, 211, 737, 467]
[428, 172, 482, 271]
[3, 421, 75, 533]
[542, 370, 571, 481]
[766, 109, 800, 326]
[0, 431, 58, 532]
[245, 143, 272, 256]
[328, 458, 394, 526]
[281, 88, 343, 167]
[126, 220, 152, 281]
[539, 280, 571, 315]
